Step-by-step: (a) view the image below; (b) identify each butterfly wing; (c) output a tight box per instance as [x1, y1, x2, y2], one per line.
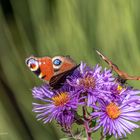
[96, 50, 140, 81]
[49, 64, 80, 89]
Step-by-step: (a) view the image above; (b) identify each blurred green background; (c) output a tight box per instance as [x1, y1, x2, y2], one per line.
[0, 0, 140, 140]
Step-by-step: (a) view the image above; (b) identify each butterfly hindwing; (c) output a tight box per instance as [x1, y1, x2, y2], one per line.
[49, 65, 80, 89]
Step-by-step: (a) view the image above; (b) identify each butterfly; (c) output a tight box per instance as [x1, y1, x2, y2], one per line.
[96, 50, 140, 83]
[26, 55, 79, 89]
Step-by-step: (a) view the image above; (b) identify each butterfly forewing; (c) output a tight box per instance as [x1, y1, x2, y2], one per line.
[26, 55, 79, 89]
[96, 50, 140, 82]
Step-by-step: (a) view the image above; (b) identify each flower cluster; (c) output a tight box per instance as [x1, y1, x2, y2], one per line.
[32, 62, 140, 139]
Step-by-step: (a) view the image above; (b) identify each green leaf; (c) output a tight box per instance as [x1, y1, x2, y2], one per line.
[60, 138, 71, 140]
[90, 119, 96, 127]
[106, 135, 112, 140]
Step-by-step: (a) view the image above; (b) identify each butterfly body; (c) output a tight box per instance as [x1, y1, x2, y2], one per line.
[26, 55, 78, 88]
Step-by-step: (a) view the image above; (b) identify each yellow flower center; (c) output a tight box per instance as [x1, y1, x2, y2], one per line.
[106, 102, 121, 119]
[79, 75, 95, 89]
[52, 92, 69, 106]
[117, 85, 123, 92]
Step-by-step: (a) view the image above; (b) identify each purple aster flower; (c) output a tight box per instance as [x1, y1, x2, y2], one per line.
[67, 62, 114, 106]
[32, 84, 80, 129]
[101, 82, 140, 104]
[91, 89, 140, 138]
[97, 83, 127, 103]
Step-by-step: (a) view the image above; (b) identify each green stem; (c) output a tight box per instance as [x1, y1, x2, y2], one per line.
[100, 130, 105, 140]
[82, 106, 92, 140]
[84, 121, 92, 140]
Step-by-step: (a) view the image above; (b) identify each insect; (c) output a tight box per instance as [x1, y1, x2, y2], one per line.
[26, 55, 79, 89]
[96, 50, 140, 83]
